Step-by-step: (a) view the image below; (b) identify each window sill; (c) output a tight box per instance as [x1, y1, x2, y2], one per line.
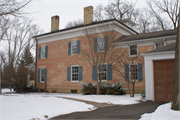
[39, 82, 45, 83]
[39, 58, 46, 59]
[70, 54, 78, 56]
[70, 81, 79, 83]
[129, 55, 138, 57]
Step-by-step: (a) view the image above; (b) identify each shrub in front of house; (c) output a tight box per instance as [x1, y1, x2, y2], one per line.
[81, 82, 126, 95]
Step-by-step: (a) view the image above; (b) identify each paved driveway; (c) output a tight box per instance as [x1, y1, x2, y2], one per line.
[50, 101, 165, 119]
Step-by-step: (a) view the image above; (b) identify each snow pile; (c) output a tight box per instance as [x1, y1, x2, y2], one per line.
[1, 88, 15, 94]
[0, 94, 94, 120]
[57, 94, 141, 105]
[140, 102, 180, 120]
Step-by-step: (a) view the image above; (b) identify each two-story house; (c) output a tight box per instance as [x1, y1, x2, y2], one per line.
[33, 6, 177, 102]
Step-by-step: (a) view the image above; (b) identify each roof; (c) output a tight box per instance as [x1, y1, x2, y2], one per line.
[33, 19, 138, 38]
[144, 42, 176, 54]
[114, 29, 177, 43]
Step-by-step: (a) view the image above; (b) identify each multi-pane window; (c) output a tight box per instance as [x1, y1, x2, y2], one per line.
[130, 64, 138, 81]
[72, 66, 79, 81]
[41, 46, 45, 59]
[130, 45, 137, 56]
[156, 42, 164, 49]
[71, 41, 78, 55]
[98, 64, 107, 80]
[41, 68, 45, 82]
[97, 36, 105, 52]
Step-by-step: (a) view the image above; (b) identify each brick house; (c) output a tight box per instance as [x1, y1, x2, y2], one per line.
[33, 6, 177, 97]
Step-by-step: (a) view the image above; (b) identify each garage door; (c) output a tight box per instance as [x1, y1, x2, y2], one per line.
[154, 59, 174, 102]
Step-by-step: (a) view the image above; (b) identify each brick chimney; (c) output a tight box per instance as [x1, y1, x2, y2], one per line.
[84, 6, 93, 24]
[51, 15, 59, 32]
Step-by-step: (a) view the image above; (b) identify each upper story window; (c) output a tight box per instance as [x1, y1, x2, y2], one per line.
[38, 46, 48, 59]
[98, 64, 107, 80]
[68, 40, 80, 55]
[129, 45, 137, 56]
[155, 42, 165, 49]
[129, 64, 138, 81]
[97, 36, 105, 52]
[71, 41, 78, 55]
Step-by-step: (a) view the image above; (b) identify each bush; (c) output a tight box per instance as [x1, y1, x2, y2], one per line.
[81, 82, 127, 95]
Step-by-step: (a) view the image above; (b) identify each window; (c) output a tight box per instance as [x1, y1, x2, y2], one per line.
[40, 68, 45, 82]
[97, 36, 105, 52]
[41, 46, 45, 59]
[155, 42, 164, 49]
[129, 45, 137, 56]
[71, 41, 78, 55]
[38, 46, 48, 59]
[129, 64, 138, 81]
[71, 66, 79, 81]
[98, 64, 107, 80]
[68, 40, 80, 55]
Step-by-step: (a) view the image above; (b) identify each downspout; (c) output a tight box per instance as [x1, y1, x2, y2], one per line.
[34, 37, 38, 88]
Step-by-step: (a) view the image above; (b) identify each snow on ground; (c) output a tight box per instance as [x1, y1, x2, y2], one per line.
[56, 93, 141, 105]
[0, 90, 94, 120]
[140, 102, 180, 120]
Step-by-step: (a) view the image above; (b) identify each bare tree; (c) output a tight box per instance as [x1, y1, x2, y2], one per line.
[147, 0, 179, 30]
[1, 17, 41, 89]
[114, 48, 144, 97]
[78, 24, 121, 94]
[65, 19, 83, 28]
[171, 24, 179, 110]
[0, 0, 31, 17]
[94, 4, 105, 21]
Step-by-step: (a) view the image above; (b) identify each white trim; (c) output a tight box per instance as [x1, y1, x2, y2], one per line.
[71, 65, 79, 82]
[129, 45, 138, 57]
[143, 50, 175, 101]
[36, 21, 137, 44]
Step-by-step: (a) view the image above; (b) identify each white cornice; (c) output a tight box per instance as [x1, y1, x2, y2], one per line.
[142, 51, 175, 56]
[36, 21, 137, 44]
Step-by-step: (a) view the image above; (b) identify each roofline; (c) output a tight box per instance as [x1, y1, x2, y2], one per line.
[141, 50, 175, 56]
[33, 19, 138, 38]
[112, 35, 176, 45]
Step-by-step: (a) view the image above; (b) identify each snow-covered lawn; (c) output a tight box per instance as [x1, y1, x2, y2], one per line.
[0, 89, 94, 120]
[140, 102, 180, 120]
[56, 93, 141, 105]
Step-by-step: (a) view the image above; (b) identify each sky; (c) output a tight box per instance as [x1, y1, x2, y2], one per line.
[25, 0, 147, 33]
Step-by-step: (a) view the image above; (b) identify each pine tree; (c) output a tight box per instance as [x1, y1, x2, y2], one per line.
[21, 46, 34, 66]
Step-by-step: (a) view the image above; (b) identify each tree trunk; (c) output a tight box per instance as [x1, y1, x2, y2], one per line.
[171, 25, 180, 110]
[97, 82, 100, 95]
[132, 82, 135, 97]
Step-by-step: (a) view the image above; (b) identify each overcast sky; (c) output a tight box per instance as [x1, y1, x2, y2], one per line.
[26, 0, 147, 33]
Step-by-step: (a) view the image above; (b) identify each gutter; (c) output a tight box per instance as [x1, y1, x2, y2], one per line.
[34, 37, 38, 88]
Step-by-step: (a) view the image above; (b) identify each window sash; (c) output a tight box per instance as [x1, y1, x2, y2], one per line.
[130, 45, 137, 55]
[40, 69, 45, 82]
[71, 41, 77, 55]
[41, 46, 45, 59]
[130, 65, 138, 81]
[72, 66, 79, 81]
[156, 42, 164, 48]
[97, 37, 105, 51]
[98, 64, 107, 80]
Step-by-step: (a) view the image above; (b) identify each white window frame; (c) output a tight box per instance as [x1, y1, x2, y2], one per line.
[71, 65, 79, 82]
[71, 41, 78, 55]
[41, 46, 46, 59]
[154, 42, 166, 49]
[129, 45, 138, 57]
[97, 36, 105, 52]
[129, 64, 138, 81]
[40, 68, 45, 82]
[98, 63, 107, 81]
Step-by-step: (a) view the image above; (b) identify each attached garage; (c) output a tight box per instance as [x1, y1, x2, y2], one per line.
[142, 43, 175, 102]
[154, 59, 174, 102]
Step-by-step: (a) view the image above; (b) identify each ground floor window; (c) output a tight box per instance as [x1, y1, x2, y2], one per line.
[71, 66, 79, 81]
[98, 64, 107, 80]
[129, 64, 138, 81]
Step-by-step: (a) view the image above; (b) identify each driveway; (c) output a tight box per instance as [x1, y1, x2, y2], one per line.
[50, 101, 165, 119]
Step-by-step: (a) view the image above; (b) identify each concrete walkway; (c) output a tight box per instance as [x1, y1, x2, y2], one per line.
[57, 96, 118, 108]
